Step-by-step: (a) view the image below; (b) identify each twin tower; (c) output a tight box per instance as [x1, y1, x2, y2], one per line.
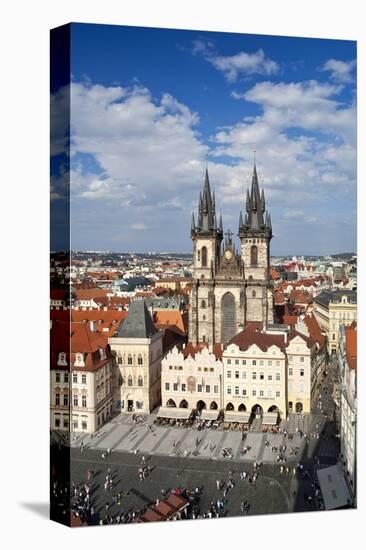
[188, 165, 274, 345]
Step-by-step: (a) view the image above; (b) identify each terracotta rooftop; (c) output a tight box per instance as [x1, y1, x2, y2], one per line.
[345, 324, 357, 370]
[289, 289, 312, 304]
[153, 310, 186, 333]
[282, 315, 298, 327]
[74, 288, 109, 300]
[227, 322, 287, 353]
[304, 313, 325, 347]
[182, 342, 223, 360]
[50, 320, 112, 371]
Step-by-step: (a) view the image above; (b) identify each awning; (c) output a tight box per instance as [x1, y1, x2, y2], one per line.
[200, 410, 219, 421]
[157, 407, 192, 420]
[262, 412, 279, 425]
[317, 464, 352, 510]
[224, 411, 250, 423]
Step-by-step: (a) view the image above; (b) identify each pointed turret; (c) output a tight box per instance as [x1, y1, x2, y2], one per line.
[239, 162, 272, 238]
[246, 189, 251, 212]
[261, 189, 265, 212]
[238, 211, 243, 233]
[191, 212, 196, 235]
[219, 213, 223, 233]
[193, 167, 220, 237]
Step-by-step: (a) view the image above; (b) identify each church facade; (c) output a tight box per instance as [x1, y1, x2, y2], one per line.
[188, 165, 274, 345]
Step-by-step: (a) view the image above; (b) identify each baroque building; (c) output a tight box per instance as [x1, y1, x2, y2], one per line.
[189, 165, 274, 345]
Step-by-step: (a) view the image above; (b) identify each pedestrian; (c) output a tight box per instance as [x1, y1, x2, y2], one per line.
[80, 441, 84, 453]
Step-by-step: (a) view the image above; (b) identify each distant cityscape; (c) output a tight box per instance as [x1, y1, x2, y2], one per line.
[51, 167, 357, 525]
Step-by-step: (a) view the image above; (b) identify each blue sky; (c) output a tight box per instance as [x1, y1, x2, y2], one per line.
[51, 23, 356, 255]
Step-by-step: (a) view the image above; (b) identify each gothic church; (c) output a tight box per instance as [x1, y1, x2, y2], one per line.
[188, 165, 274, 345]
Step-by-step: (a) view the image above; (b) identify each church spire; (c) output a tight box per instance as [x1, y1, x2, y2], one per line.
[239, 162, 272, 237]
[261, 189, 265, 212]
[191, 167, 223, 240]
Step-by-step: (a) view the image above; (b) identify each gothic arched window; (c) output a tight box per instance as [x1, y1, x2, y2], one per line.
[197, 249, 201, 262]
[127, 375, 133, 387]
[138, 376, 143, 387]
[252, 291, 256, 298]
[137, 354, 143, 365]
[201, 300, 206, 308]
[251, 245, 258, 266]
[127, 354, 132, 365]
[221, 292, 236, 344]
[201, 246, 207, 267]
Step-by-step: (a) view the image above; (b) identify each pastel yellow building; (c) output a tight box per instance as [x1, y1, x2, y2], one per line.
[314, 290, 357, 354]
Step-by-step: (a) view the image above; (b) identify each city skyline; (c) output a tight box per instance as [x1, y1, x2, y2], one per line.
[51, 24, 357, 255]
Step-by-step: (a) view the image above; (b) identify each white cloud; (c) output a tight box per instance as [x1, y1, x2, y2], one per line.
[209, 49, 279, 82]
[210, 79, 356, 213]
[322, 58, 356, 83]
[131, 223, 147, 230]
[69, 82, 207, 209]
[57, 76, 356, 253]
[282, 209, 304, 219]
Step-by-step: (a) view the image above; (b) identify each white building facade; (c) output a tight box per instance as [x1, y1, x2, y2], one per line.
[161, 344, 223, 411]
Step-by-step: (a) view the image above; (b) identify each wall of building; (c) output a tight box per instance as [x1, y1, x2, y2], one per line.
[110, 333, 163, 414]
[161, 346, 223, 410]
[222, 343, 287, 415]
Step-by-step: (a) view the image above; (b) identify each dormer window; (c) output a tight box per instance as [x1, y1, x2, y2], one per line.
[58, 352, 67, 366]
[75, 353, 84, 366]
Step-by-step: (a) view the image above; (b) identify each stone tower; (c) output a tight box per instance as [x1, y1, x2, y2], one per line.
[189, 164, 274, 346]
[238, 164, 274, 324]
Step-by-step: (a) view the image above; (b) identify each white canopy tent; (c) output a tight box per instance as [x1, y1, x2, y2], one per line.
[317, 464, 353, 510]
[156, 407, 192, 420]
[200, 410, 219, 421]
[224, 411, 250, 423]
[262, 412, 279, 425]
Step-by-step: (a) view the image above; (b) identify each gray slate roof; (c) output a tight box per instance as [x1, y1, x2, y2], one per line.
[314, 289, 357, 307]
[116, 300, 156, 338]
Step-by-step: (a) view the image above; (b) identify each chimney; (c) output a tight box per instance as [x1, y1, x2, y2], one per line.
[90, 320, 97, 332]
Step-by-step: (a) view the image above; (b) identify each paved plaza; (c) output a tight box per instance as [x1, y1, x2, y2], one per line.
[69, 447, 316, 523]
[67, 357, 339, 469]
[70, 408, 338, 466]
[50, 357, 341, 525]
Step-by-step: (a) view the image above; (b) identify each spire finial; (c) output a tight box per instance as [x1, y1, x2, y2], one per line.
[253, 147, 256, 166]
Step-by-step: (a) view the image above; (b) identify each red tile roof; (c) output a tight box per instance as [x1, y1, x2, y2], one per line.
[50, 320, 112, 371]
[182, 342, 223, 360]
[345, 325, 357, 370]
[153, 310, 186, 333]
[274, 291, 287, 305]
[304, 313, 325, 347]
[282, 315, 298, 327]
[270, 268, 281, 280]
[227, 322, 286, 353]
[74, 288, 109, 300]
[289, 289, 312, 304]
